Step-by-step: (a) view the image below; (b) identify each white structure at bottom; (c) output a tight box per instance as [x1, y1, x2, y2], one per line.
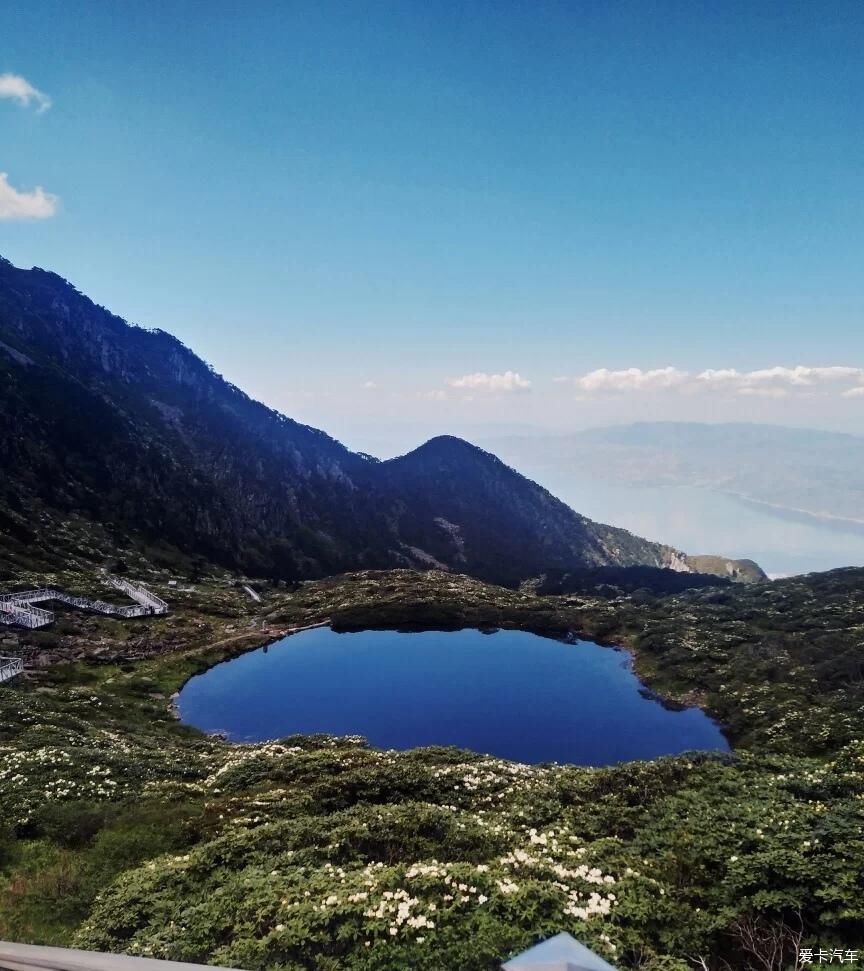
[0, 932, 620, 971]
[0, 941, 237, 971]
[502, 932, 619, 970]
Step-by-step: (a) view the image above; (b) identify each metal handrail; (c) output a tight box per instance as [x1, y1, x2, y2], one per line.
[0, 933, 618, 971]
[0, 601, 54, 629]
[0, 656, 24, 684]
[0, 589, 59, 603]
[107, 576, 168, 612]
[0, 942, 239, 971]
[0, 578, 168, 631]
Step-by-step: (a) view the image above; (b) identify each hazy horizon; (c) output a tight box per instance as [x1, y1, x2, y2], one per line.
[322, 415, 864, 462]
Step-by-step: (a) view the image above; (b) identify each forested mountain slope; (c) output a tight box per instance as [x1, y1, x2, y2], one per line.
[0, 257, 745, 584]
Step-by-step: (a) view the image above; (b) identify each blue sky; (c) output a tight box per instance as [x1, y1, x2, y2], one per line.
[2, 0, 863, 453]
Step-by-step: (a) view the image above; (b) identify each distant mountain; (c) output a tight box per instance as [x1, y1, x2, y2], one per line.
[371, 436, 694, 583]
[485, 422, 864, 532]
[0, 257, 752, 585]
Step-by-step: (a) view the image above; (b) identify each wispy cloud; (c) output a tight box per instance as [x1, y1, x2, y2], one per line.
[0, 73, 52, 112]
[568, 366, 864, 398]
[446, 370, 532, 393]
[0, 172, 58, 220]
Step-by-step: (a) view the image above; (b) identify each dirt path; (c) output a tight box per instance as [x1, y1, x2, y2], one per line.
[189, 619, 330, 657]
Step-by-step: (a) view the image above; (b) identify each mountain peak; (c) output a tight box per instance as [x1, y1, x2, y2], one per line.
[399, 435, 505, 467]
[0, 257, 755, 586]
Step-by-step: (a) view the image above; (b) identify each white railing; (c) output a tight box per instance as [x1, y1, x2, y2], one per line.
[48, 591, 144, 618]
[0, 656, 23, 684]
[0, 942, 239, 971]
[0, 578, 168, 630]
[0, 600, 54, 629]
[0, 932, 617, 971]
[0, 589, 58, 604]
[107, 576, 169, 613]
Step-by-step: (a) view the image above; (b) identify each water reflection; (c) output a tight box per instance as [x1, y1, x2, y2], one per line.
[178, 627, 729, 766]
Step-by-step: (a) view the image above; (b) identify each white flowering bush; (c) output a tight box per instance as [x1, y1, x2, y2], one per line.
[64, 741, 864, 969]
[4, 563, 864, 969]
[75, 797, 632, 968]
[3, 653, 864, 969]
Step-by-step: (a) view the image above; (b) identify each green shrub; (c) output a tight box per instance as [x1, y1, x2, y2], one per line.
[34, 801, 116, 849]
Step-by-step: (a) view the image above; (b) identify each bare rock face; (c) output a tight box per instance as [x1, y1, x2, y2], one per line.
[686, 555, 767, 583]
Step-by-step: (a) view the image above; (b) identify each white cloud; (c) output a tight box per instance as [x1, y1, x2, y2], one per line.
[362, 380, 378, 390]
[570, 365, 864, 399]
[0, 172, 58, 220]
[446, 370, 532, 393]
[0, 73, 52, 112]
[699, 365, 863, 388]
[418, 389, 448, 401]
[575, 367, 689, 393]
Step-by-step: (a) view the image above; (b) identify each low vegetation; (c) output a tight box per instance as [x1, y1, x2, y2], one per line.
[1, 567, 863, 969]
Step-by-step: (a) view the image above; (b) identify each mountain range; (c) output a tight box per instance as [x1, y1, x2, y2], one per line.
[0, 256, 761, 586]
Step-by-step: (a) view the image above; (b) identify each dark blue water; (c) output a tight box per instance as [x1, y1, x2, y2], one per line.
[178, 627, 728, 765]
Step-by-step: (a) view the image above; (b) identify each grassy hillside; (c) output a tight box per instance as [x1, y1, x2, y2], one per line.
[1, 568, 862, 969]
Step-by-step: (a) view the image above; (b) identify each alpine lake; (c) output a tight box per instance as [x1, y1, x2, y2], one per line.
[178, 626, 728, 765]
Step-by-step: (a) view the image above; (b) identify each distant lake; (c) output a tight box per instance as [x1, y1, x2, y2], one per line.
[585, 482, 864, 577]
[178, 627, 728, 765]
[512, 475, 864, 578]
